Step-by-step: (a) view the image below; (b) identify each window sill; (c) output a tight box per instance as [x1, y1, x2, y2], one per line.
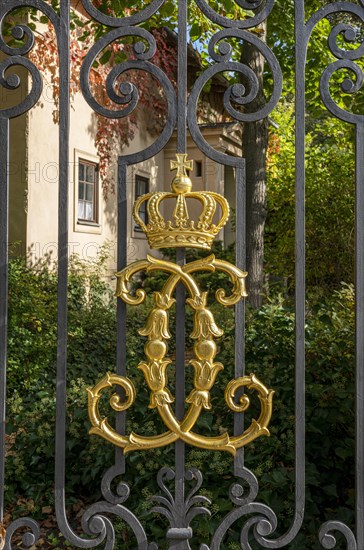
[77, 220, 100, 228]
[74, 219, 102, 235]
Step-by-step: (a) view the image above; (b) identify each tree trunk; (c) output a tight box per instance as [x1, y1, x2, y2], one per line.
[240, 23, 269, 309]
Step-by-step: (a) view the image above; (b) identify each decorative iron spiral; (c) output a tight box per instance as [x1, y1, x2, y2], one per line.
[194, 0, 275, 30]
[79, 15, 177, 164]
[307, 3, 364, 125]
[81, 0, 166, 28]
[0, 1, 55, 119]
[187, 27, 282, 166]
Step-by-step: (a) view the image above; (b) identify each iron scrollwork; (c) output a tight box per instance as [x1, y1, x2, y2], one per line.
[79, 0, 177, 166]
[0, 1, 53, 120]
[0, 2, 55, 547]
[151, 467, 211, 543]
[187, 3, 283, 167]
[305, 1, 364, 126]
[305, 3, 364, 548]
[1, 0, 363, 547]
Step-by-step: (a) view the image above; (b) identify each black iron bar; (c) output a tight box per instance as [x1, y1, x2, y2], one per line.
[234, 161, 246, 477]
[0, 116, 9, 524]
[116, 161, 128, 474]
[174, 247, 187, 548]
[54, 0, 71, 533]
[177, 0, 188, 154]
[173, 0, 188, 545]
[254, 3, 307, 545]
[292, 0, 306, 539]
[355, 123, 364, 550]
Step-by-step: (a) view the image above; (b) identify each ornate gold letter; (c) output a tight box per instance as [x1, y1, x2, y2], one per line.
[88, 154, 274, 455]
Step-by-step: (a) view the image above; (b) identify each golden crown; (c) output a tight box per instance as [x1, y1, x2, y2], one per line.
[133, 154, 230, 250]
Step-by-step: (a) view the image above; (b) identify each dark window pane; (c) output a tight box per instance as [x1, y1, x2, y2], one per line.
[86, 183, 94, 202]
[79, 163, 85, 181]
[79, 181, 85, 200]
[195, 160, 202, 177]
[135, 176, 149, 230]
[86, 165, 94, 183]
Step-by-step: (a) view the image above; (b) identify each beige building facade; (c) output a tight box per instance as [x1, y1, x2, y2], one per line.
[4, 57, 242, 276]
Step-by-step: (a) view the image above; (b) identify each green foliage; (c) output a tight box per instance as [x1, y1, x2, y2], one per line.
[5, 258, 356, 548]
[248, 286, 355, 548]
[266, 102, 355, 291]
[7, 258, 58, 394]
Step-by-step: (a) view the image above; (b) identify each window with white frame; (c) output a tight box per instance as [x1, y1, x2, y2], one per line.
[134, 174, 149, 231]
[78, 159, 98, 223]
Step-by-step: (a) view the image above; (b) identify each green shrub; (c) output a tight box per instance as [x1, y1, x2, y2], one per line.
[5, 257, 356, 548]
[266, 103, 355, 292]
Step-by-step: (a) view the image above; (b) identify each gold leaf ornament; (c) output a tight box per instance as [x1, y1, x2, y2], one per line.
[88, 254, 274, 454]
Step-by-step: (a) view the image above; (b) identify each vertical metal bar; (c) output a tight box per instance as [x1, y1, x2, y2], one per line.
[174, 247, 186, 541]
[234, 161, 246, 477]
[173, 0, 188, 540]
[116, 161, 128, 473]
[293, 0, 306, 535]
[177, 0, 187, 154]
[355, 123, 364, 549]
[0, 116, 9, 523]
[54, 0, 71, 523]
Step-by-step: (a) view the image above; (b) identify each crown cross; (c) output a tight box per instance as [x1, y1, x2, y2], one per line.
[170, 154, 194, 195]
[170, 154, 193, 179]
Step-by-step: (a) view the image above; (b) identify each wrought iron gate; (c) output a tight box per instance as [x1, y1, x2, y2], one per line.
[0, 0, 363, 548]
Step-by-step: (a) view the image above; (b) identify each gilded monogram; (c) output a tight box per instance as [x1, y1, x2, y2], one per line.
[88, 255, 274, 454]
[88, 154, 273, 455]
